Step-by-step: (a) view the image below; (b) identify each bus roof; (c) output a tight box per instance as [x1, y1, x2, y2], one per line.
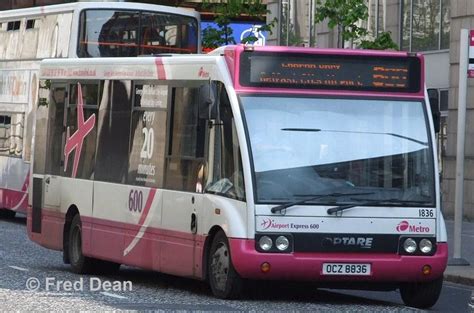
[40, 45, 425, 99]
[210, 44, 418, 58]
[0, 2, 199, 20]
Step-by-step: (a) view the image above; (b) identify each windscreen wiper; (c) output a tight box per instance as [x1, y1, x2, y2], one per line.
[270, 192, 374, 214]
[327, 198, 431, 215]
[284, 128, 428, 146]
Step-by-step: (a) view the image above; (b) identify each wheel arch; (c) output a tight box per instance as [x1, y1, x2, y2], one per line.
[201, 225, 225, 281]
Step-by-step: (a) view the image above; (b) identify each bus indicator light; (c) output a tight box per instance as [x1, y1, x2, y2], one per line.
[261, 262, 271, 273]
[422, 265, 432, 276]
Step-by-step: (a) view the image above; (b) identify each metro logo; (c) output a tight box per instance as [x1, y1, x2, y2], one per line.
[396, 220, 430, 233]
[396, 220, 409, 232]
[409, 225, 430, 233]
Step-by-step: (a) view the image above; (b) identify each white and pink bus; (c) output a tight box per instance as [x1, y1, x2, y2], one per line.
[0, 1, 199, 218]
[28, 45, 447, 309]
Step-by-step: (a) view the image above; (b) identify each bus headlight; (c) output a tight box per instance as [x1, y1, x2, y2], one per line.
[403, 238, 417, 253]
[275, 236, 289, 251]
[259, 236, 273, 251]
[419, 239, 433, 254]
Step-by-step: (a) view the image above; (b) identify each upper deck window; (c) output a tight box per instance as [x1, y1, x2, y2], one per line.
[78, 9, 198, 57]
[7, 20, 20, 31]
[26, 19, 36, 30]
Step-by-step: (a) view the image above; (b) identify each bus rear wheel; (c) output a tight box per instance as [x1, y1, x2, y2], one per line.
[399, 277, 443, 309]
[68, 214, 95, 274]
[208, 230, 243, 299]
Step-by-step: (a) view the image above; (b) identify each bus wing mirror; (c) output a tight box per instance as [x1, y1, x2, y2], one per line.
[427, 88, 440, 134]
[198, 83, 217, 120]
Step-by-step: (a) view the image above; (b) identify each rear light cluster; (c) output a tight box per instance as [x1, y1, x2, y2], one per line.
[256, 234, 293, 253]
[400, 237, 436, 255]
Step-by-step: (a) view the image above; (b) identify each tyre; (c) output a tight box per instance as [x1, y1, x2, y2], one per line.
[68, 214, 95, 274]
[208, 230, 243, 299]
[0, 209, 16, 219]
[400, 277, 443, 309]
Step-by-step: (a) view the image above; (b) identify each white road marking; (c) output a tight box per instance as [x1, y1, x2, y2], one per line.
[8, 265, 28, 271]
[100, 292, 127, 299]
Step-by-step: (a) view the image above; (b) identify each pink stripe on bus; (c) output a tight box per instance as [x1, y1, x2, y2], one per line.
[155, 58, 166, 80]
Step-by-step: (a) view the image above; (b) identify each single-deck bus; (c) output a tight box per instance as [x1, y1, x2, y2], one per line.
[28, 45, 447, 309]
[0, 1, 199, 218]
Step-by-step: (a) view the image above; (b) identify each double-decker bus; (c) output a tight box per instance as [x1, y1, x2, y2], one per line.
[29, 45, 447, 309]
[0, 1, 199, 218]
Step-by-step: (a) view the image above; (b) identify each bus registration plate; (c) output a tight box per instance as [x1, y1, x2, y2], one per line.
[322, 263, 371, 276]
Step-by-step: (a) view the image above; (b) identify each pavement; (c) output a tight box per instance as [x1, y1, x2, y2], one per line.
[444, 219, 474, 286]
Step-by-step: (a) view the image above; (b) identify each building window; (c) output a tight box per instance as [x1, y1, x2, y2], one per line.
[367, 0, 387, 38]
[440, 0, 450, 49]
[401, 0, 450, 52]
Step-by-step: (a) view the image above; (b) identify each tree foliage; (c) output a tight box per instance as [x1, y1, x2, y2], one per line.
[314, 0, 368, 47]
[359, 31, 399, 50]
[202, 0, 276, 50]
[314, 0, 398, 50]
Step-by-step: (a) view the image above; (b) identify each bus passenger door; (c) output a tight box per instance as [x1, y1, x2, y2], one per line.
[161, 85, 208, 278]
[31, 83, 66, 248]
[43, 84, 67, 209]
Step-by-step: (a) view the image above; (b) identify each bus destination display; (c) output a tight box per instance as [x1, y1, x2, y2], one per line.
[239, 52, 421, 92]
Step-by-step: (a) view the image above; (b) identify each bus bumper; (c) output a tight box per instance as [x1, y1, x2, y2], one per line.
[229, 239, 448, 282]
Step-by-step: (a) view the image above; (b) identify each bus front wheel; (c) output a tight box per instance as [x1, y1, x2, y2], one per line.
[68, 214, 95, 274]
[399, 277, 443, 309]
[208, 230, 243, 299]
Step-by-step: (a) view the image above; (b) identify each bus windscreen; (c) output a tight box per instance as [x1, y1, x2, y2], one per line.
[239, 51, 421, 93]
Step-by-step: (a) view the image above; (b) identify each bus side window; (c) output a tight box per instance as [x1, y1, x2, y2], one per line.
[205, 82, 245, 201]
[165, 87, 206, 192]
[44, 85, 66, 176]
[9, 113, 24, 157]
[63, 83, 100, 179]
[0, 115, 10, 155]
[33, 80, 51, 175]
[96, 80, 132, 184]
[127, 83, 168, 188]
